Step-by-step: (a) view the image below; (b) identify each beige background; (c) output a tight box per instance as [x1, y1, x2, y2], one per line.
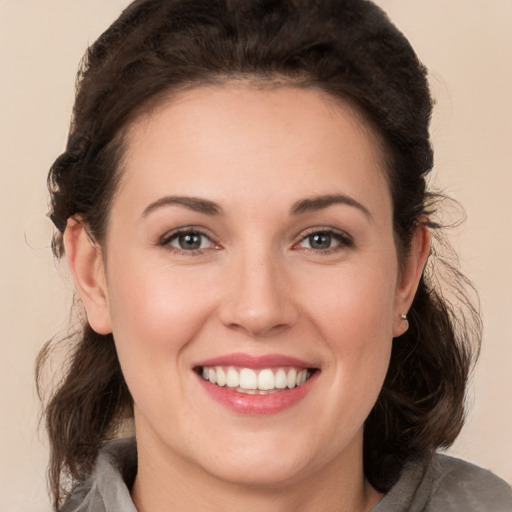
[1, 1, 510, 510]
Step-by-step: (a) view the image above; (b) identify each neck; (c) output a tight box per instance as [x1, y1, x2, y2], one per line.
[131, 428, 383, 512]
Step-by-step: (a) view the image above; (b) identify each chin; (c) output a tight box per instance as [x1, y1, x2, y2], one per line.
[189, 426, 340, 489]
[202, 451, 311, 489]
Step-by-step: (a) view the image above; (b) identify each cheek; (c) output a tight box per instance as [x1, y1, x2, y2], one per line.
[320, 283, 394, 392]
[298, 253, 397, 401]
[302, 256, 398, 344]
[104, 258, 221, 429]
[105, 255, 217, 367]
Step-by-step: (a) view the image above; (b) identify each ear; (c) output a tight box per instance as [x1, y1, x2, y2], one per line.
[393, 221, 430, 337]
[63, 217, 112, 335]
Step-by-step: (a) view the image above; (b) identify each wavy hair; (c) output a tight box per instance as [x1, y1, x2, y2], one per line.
[36, 0, 481, 508]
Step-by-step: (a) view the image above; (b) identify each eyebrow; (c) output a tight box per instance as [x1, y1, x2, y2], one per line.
[142, 196, 223, 217]
[142, 193, 370, 219]
[290, 194, 372, 219]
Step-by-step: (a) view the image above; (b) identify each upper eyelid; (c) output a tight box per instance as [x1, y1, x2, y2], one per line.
[158, 225, 353, 249]
[292, 229, 354, 254]
[294, 226, 353, 243]
[160, 226, 216, 243]
[159, 229, 221, 255]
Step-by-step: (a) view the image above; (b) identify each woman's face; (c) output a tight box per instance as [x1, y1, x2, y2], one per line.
[84, 85, 421, 487]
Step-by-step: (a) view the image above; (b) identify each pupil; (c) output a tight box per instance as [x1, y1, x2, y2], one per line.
[310, 233, 331, 249]
[179, 233, 201, 250]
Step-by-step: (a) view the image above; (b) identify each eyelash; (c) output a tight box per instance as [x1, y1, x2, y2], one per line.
[159, 227, 353, 255]
[293, 228, 354, 255]
[160, 227, 218, 255]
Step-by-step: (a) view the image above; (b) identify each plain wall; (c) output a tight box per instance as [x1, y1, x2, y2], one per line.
[1, 1, 510, 510]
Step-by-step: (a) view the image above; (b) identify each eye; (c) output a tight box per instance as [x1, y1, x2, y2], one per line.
[161, 229, 217, 252]
[296, 229, 353, 252]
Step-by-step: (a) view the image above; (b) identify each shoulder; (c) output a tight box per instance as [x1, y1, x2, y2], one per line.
[60, 438, 138, 512]
[425, 454, 512, 511]
[372, 453, 512, 512]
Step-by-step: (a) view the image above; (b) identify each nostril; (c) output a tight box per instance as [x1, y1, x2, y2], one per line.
[225, 320, 292, 338]
[220, 300, 299, 337]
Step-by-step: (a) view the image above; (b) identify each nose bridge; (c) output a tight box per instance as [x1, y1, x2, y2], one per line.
[220, 239, 298, 337]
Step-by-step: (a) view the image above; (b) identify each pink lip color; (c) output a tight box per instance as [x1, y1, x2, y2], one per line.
[197, 373, 318, 415]
[194, 353, 318, 415]
[195, 352, 313, 369]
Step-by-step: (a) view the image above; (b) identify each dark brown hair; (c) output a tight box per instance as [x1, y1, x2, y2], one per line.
[37, 0, 481, 509]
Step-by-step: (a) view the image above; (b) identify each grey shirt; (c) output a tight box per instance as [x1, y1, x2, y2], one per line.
[62, 438, 512, 511]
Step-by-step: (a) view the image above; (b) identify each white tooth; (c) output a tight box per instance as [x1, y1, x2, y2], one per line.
[258, 369, 275, 390]
[297, 369, 307, 386]
[275, 369, 287, 389]
[216, 367, 226, 386]
[202, 367, 209, 380]
[226, 367, 240, 388]
[287, 368, 297, 389]
[239, 368, 258, 389]
[208, 368, 217, 384]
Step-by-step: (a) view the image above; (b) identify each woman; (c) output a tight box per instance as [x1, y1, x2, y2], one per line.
[37, 0, 512, 511]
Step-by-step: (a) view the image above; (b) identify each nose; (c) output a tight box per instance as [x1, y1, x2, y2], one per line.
[218, 250, 300, 338]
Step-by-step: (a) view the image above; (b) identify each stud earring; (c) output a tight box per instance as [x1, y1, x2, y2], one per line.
[393, 314, 409, 338]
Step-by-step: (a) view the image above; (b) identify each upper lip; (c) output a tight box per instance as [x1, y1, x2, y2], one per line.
[194, 352, 316, 369]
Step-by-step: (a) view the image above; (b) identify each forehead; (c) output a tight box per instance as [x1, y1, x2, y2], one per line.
[116, 84, 391, 217]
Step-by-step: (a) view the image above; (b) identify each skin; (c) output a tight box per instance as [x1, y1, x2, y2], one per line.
[65, 85, 429, 512]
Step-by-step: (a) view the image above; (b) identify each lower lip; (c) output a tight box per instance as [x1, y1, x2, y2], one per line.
[197, 372, 318, 415]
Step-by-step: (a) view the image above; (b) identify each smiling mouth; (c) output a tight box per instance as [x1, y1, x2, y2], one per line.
[195, 366, 317, 395]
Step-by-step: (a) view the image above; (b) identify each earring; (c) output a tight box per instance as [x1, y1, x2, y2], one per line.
[398, 313, 409, 336]
[393, 314, 409, 338]
[400, 315, 409, 332]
